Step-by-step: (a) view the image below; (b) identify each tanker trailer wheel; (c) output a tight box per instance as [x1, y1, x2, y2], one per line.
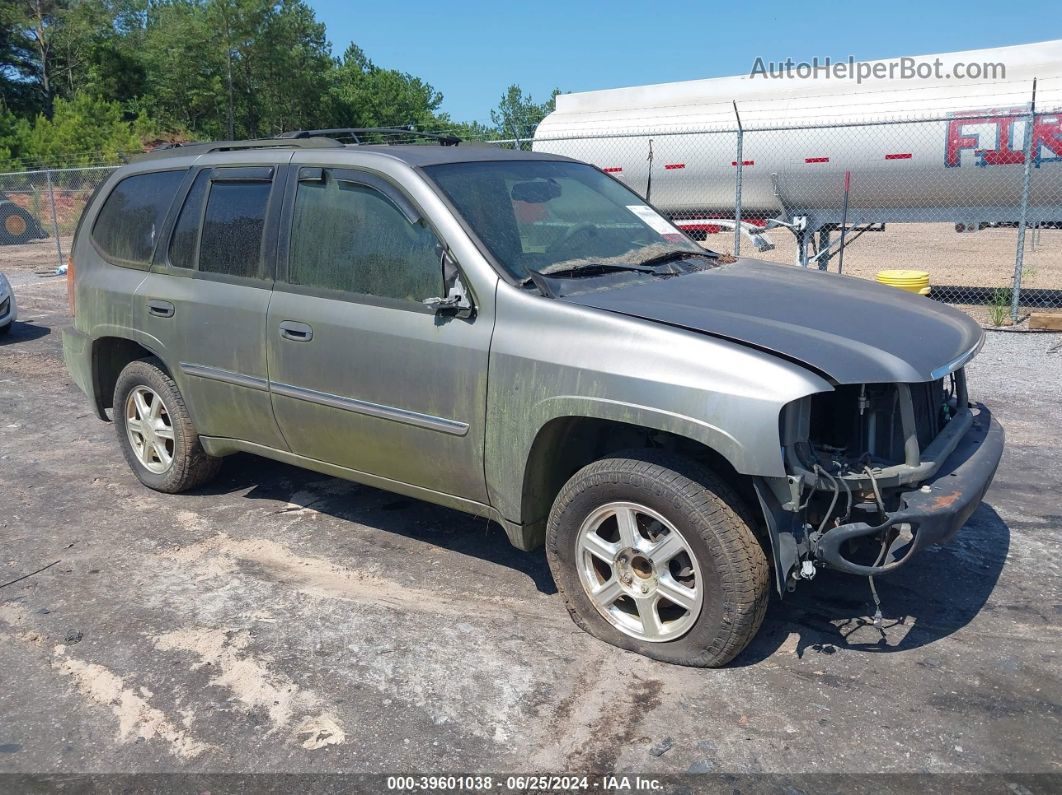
[545, 451, 769, 667]
[0, 205, 38, 245]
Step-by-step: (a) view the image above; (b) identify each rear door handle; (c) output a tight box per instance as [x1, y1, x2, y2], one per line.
[147, 299, 175, 318]
[279, 320, 313, 342]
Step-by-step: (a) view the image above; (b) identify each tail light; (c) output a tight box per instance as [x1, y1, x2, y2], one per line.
[66, 255, 75, 316]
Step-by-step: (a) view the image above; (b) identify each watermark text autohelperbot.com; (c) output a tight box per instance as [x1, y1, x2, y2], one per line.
[750, 56, 1006, 83]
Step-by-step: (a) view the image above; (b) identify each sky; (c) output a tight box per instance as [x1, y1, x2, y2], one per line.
[309, 0, 1057, 123]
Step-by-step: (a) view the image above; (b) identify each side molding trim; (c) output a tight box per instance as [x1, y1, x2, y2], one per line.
[269, 381, 470, 436]
[179, 361, 469, 436]
[179, 362, 269, 392]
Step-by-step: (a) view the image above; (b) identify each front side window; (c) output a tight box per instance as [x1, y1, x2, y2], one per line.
[92, 170, 186, 265]
[424, 160, 701, 280]
[288, 173, 442, 303]
[198, 181, 272, 279]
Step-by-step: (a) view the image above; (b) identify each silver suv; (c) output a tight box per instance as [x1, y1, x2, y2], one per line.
[63, 130, 1004, 666]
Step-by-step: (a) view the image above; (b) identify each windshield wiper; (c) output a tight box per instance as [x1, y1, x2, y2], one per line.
[538, 262, 662, 278]
[633, 250, 713, 269]
[520, 262, 666, 297]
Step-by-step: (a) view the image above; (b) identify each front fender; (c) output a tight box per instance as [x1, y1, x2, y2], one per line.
[485, 284, 834, 528]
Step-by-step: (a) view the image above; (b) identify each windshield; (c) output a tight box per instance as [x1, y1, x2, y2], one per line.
[423, 159, 704, 281]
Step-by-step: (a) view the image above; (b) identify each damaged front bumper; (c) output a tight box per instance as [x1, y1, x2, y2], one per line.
[813, 403, 1004, 576]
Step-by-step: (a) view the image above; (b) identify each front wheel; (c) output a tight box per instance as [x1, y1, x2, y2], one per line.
[546, 452, 769, 667]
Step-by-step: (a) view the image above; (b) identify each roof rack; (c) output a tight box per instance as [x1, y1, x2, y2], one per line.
[132, 136, 343, 161]
[131, 125, 463, 164]
[277, 126, 462, 146]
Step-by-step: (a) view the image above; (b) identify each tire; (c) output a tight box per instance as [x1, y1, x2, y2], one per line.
[0, 322, 10, 336]
[0, 206, 37, 245]
[113, 357, 222, 493]
[546, 451, 769, 667]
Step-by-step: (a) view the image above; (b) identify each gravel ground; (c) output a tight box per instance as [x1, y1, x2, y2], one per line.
[0, 276, 1059, 786]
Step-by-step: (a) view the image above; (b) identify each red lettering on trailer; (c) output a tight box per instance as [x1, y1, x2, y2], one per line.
[1032, 113, 1062, 165]
[602, 167, 623, 173]
[805, 157, 829, 163]
[946, 114, 982, 167]
[885, 153, 913, 160]
[731, 160, 754, 166]
[664, 163, 685, 170]
[945, 109, 1062, 167]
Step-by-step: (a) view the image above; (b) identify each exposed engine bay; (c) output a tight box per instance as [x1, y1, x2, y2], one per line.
[773, 369, 974, 592]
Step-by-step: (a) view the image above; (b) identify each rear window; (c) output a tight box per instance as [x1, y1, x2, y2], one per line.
[91, 170, 186, 265]
[198, 181, 271, 279]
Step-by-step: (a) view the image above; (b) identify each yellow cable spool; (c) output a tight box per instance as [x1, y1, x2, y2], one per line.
[876, 269, 931, 296]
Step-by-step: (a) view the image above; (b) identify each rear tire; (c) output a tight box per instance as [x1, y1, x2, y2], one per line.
[546, 451, 769, 667]
[113, 357, 221, 493]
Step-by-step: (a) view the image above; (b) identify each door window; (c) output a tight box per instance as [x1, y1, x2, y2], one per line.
[289, 174, 441, 303]
[198, 181, 272, 279]
[167, 171, 210, 270]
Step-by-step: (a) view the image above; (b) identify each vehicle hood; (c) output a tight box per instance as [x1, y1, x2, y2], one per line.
[560, 258, 983, 384]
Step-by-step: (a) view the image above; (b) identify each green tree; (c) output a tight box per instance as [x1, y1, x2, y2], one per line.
[330, 43, 443, 130]
[490, 84, 560, 144]
[23, 91, 141, 167]
[48, 0, 149, 104]
[141, 0, 227, 138]
[0, 0, 42, 114]
[0, 107, 33, 169]
[139, 0, 333, 140]
[1, 0, 526, 164]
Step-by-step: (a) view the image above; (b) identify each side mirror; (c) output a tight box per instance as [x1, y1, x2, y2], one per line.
[423, 248, 474, 317]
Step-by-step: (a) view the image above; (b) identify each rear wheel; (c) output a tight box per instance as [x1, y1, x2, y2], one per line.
[113, 358, 221, 493]
[546, 451, 769, 667]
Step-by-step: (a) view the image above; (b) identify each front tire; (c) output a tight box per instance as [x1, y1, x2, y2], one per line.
[546, 452, 769, 667]
[113, 358, 221, 493]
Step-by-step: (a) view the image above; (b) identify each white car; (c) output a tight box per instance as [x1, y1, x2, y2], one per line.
[0, 272, 16, 335]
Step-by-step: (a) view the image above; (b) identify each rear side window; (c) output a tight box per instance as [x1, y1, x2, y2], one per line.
[198, 181, 272, 279]
[92, 170, 186, 265]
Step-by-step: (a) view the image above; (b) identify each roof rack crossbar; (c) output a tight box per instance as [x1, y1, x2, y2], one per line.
[278, 126, 461, 146]
[201, 137, 344, 153]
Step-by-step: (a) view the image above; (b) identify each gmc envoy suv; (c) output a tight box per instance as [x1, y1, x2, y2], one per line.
[63, 130, 1004, 666]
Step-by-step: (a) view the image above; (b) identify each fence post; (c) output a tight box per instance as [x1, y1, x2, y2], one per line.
[1011, 79, 1037, 323]
[732, 101, 744, 257]
[45, 168, 64, 271]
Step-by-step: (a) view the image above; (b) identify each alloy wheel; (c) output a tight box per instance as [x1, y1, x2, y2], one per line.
[124, 385, 175, 474]
[575, 501, 703, 642]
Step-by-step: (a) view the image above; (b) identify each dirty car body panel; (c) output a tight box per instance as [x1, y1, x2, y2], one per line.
[561, 258, 985, 385]
[62, 138, 1003, 614]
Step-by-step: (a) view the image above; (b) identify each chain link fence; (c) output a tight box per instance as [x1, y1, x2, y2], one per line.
[0, 165, 117, 275]
[523, 92, 1062, 327]
[2, 103, 1060, 327]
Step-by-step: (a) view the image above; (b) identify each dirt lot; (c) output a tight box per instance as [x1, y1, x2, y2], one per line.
[0, 276, 1060, 785]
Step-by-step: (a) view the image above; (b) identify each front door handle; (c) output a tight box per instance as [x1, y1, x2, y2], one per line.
[279, 320, 313, 342]
[147, 299, 175, 318]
